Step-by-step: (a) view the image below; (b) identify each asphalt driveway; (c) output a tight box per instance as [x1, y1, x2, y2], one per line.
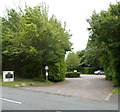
[24, 75, 118, 103]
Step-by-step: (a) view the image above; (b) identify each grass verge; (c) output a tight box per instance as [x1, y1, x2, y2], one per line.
[0, 77, 55, 88]
[112, 87, 120, 94]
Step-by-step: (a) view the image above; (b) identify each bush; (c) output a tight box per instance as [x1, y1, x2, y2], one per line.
[48, 59, 66, 82]
[33, 76, 46, 82]
[66, 72, 80, 78]
[105, 66, 113, 80]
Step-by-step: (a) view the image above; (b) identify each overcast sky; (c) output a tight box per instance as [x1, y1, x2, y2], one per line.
[0, 0, 117, 52]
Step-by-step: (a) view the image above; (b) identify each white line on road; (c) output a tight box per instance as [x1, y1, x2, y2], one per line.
[105, 93, 112, 101]
[0, 97, 22, 104]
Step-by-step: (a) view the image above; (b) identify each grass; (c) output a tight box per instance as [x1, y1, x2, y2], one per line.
[112, 87, 120, 94]
[0, 77, 55, 88]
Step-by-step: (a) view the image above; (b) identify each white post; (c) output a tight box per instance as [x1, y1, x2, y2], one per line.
[45, 66, 49, 80]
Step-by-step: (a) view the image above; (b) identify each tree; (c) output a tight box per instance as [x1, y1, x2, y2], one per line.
[76, 50, 100, 74]
[87, 3, 120, 86]
[65, 52, 80, 71]
[2, 3, 72, 82]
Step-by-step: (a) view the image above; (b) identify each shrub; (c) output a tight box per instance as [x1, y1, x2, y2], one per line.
[66, 72, 80, 78]
[105, 66, 113, 80]
[48, 59, 66, 82]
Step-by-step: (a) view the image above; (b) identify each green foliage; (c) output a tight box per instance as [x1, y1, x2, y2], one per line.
[112, 87, 120, 94]
[76, 50, 86, 67]
[48, 58, 66, 82]
[87, 3, 120, 86]
[66, 72, 80, 78]
[80, 67, 95, 74]
[0, 77, 54, 88]
[65, 52, 80, 71]
[65, 50, 101, 74]
[2, 3, 72, 82]
[76, 50, 100, 74]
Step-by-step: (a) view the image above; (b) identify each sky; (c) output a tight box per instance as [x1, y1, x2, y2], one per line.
[0, 0, 117, 52]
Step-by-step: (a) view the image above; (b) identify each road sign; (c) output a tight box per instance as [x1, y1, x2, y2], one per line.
[45, 66, 49, 70]
[74, 70, 77, 72]
[3, 71, 14, 82]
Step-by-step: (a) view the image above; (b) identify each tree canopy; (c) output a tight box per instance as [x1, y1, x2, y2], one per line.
[65, 52, 80, 71]
[86, 3, 120, 86]
[2, 3, 72, 82]
[65, 50, 100, 74]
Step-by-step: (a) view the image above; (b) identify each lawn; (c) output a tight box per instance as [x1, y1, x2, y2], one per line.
[0, 77, 55, 88]
[112, 87, 120, 94]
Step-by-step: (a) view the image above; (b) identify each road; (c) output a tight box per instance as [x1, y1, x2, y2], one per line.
[24, 75, 118, 102]
[1, 87, 118, 110]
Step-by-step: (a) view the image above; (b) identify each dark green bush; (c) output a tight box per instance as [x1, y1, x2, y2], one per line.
[48, 59, 66, 82]
[34, 78, 46, 82]
[104, 65, 113, 80]
[66, 72, 80, 78]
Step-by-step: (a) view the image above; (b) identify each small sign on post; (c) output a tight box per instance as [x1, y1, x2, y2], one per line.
[74, 70, 77, 72]
[3, 71, 14, 82]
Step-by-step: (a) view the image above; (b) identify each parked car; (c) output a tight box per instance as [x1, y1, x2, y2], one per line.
[94, 70, 105, 75]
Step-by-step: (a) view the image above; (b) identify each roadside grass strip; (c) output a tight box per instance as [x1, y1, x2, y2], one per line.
[0, 77, 54, 88]
[112, 87, 120, 94]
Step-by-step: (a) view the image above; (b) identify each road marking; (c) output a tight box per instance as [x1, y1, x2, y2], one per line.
[0, 97, 22, 104]
[105, 93, 112, 101]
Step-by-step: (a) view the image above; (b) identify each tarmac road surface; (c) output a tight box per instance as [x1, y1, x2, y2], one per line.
[1, 87, 118, 110]
[24, 75, 118, 103]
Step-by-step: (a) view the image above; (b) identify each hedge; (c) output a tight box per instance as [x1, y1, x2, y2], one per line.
[66, 72, 80, 78]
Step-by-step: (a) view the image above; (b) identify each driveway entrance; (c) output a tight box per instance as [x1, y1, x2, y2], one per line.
[24, 75, 117, 102]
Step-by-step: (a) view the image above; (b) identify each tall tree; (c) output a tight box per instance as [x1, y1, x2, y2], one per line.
[65, 52, 80, 71]
[87, 3, 120, 86]
[2, 4, 72, 81]
[76, 50, 100, 74]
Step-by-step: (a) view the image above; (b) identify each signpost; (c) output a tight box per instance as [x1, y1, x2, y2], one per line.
[3, 71, 14, 82]
[45, 66, 49, 80]
[74, 70, 77, 72]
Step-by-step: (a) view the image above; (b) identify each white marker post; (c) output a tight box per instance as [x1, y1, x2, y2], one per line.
[45, 66, 49, 80]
